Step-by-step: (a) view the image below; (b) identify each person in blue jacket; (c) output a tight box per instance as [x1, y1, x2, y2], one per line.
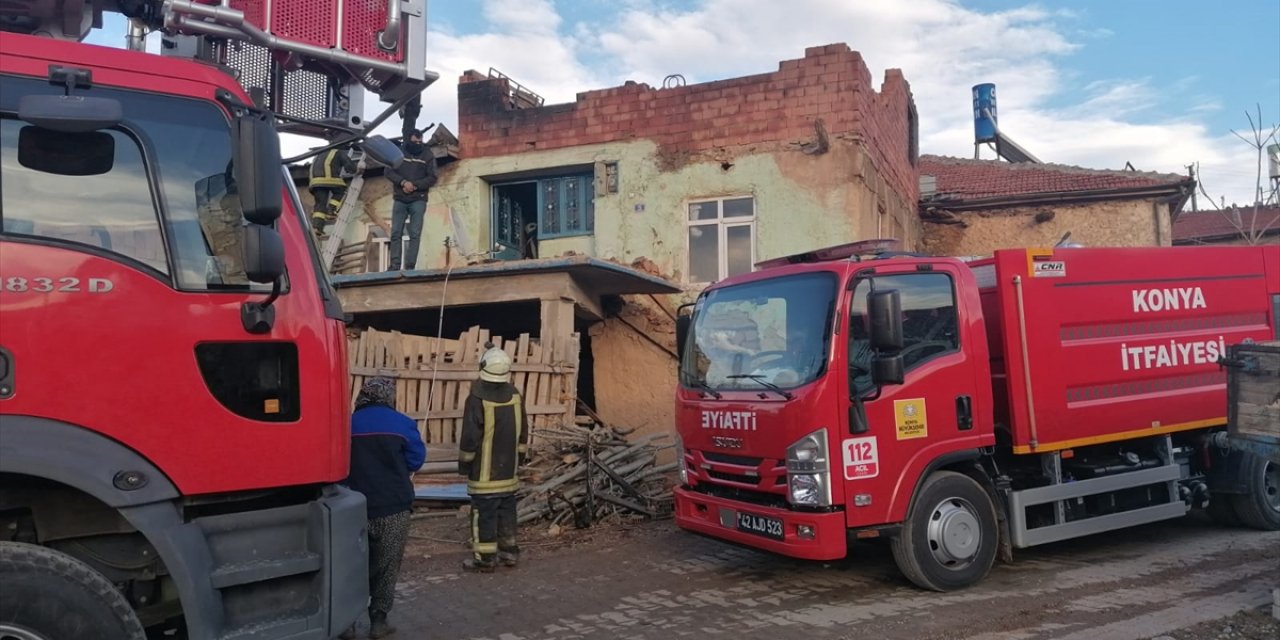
[341, 376, 426, 639]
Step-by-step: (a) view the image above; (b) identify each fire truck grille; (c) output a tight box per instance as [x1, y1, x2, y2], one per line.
[692, 483, 790, 510]
[701, 452, 763, 466]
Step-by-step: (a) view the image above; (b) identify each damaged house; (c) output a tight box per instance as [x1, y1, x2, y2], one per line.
[324, 43, 922, 442]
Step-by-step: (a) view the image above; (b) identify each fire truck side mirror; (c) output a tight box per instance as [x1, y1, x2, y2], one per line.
[867, 289, 904, 352]
[359, 135, 405, 170]
[231, 113, 283, 225]
[871, 354, 905, 386]
[675, 304, 695, 362]
[242, 224, 286, 284]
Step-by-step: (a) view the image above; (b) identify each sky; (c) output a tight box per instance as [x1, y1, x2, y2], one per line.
[83, 0, 1280, 208]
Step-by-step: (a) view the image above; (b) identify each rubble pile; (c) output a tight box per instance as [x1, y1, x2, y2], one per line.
[516, 419, 676, 527]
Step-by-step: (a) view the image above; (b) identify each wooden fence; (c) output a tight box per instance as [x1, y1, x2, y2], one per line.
[347, 326, 580, 444]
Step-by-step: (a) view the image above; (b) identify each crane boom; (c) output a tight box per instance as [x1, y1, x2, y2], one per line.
[1, 0, 437, 138]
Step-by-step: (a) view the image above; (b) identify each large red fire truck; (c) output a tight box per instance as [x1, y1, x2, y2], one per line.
[674, 242, 1280, 591]
[0, 1, 432, 638]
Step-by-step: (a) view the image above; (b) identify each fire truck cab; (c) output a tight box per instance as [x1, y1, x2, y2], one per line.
[1, 1, 432, 637]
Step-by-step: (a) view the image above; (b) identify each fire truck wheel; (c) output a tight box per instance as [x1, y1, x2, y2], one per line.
[1231, 455, 1280, 531]
[0, 541, 145, 640]
[891, 471, 998, 592]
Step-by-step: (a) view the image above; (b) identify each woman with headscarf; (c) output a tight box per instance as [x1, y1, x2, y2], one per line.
[341, 377, 426, 639]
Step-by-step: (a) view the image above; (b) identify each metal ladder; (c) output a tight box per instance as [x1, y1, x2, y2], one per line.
[319, 173, 366, 271]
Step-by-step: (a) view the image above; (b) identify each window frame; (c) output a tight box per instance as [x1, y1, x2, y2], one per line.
[847, 271, 962, 394]
[685, 195, 757, 285]
[0, 73, 285, 294]
[490, 171, 595, 249]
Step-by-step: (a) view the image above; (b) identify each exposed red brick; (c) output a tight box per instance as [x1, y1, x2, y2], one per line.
[456, 42, 917, 200]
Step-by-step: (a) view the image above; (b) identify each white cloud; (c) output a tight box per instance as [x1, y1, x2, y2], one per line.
[74, 0, 1276, 206]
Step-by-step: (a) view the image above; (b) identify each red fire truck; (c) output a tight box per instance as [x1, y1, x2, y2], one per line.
[0, 1, 432, 638]
[674, 242, 1280, 591]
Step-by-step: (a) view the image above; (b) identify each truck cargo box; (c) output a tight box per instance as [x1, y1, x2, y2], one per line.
[970, 246, 1280, 453]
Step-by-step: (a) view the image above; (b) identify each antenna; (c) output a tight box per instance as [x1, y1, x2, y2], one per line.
[972, 83, 1040, 164]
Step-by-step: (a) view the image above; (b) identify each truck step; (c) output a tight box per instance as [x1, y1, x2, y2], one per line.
[208, 552, 322, 589]
[1007, 463, 1187, 548]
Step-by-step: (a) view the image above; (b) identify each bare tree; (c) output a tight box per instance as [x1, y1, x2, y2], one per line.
[1193, 104, 1280, 245]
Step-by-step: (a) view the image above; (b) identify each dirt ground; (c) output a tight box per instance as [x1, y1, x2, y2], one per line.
[359, 510, 1280, 640]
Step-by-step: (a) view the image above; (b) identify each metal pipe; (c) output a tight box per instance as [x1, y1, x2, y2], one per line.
[125, 19, 147, 51]
[165, 1, 409, 77]
[1013, 275, 1039, 450]
[377, 0, 402, 52]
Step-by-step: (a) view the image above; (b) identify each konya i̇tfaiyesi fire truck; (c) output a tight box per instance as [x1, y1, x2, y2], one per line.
[0, 1, 435, 638]
[673, 241, 1280, 591]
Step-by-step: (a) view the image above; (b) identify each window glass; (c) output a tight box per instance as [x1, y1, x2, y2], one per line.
[688, 224, 719, 283]
[681, 272, 836, 392]
[686, 196, 756, 283]
[0, 119, 168, 273]
[0, 74, 268, 291]
[849, 273, 959, 394]
[726, 224, 753, 277]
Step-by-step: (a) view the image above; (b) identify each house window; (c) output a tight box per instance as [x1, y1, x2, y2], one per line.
[492, 173, 594, 260]
[687, 196, 755, 284]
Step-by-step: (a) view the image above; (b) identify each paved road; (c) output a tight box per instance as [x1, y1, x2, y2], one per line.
[386, 515, 1278, 640]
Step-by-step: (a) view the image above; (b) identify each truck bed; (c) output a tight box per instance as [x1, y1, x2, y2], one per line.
[970, 246, 1280, 453]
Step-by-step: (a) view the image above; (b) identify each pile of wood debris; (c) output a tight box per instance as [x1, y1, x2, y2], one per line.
[516, 412, 676, 528]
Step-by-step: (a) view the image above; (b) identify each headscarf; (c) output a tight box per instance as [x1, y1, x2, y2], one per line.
[355, 376, 396, 410]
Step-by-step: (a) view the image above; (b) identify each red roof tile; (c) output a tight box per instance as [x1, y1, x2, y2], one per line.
[919, 155, 1190, 203]
[1172, 206, 1280, 243]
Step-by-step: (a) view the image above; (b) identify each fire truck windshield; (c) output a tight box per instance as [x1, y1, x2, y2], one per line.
[0, 74, 275, 292]
[681, 272, 837, 392]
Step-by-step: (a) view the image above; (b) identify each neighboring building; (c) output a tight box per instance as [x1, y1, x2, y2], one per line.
[917, 155, 1195, 256]
[328, 43, 922, 440]
[1172, 206, 1280, 246]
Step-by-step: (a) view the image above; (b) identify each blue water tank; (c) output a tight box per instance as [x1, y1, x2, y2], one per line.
[973, 83, 997, 143]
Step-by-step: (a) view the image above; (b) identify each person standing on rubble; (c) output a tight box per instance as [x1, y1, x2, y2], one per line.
[384, 130, 438, 270]
[341, 377, 426, 639]
[459, 347, 529, 572]
[308, 143, 358, 237]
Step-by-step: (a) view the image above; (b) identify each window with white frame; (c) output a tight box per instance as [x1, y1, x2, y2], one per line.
[686, 196, 755, 284]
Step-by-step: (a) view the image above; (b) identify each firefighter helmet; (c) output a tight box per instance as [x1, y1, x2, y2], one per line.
[479, 347, 512, 383]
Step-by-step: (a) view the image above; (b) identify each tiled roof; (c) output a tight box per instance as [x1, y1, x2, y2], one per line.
[1172, 206, 1280, 243]
[919, 155, 1191, 203]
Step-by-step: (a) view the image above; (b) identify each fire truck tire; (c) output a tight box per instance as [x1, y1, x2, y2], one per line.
[891, 471, 998, 592]
[0, 541, 145, 640]
[1231, 455, 1280, 531]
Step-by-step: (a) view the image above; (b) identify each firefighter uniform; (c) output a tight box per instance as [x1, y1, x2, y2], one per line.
[459, 347, 528, 570]
[308, 147, 357, 234]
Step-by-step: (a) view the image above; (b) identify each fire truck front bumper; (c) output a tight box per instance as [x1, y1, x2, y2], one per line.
[674, 487, 847, 561]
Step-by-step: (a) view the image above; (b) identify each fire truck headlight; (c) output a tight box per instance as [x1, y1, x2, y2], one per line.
[787, 428, 832, 506]
[789, 473, 827, 506]
[786, 428, 829, 473]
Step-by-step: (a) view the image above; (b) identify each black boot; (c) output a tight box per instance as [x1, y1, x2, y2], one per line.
[498, 550, 519, 568]
[462, 556, 497, 573]
[369, 611, 396, 639]
[338, 624, 358, 640]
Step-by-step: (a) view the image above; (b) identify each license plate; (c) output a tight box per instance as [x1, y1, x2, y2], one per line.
[736, 511, 784, 540]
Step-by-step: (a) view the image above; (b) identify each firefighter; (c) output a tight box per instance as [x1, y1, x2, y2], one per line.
[458, 346, 529, 571]
[309, 144, 358, 236]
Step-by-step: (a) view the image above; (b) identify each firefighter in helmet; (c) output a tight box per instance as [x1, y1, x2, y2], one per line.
[458, 346, 529, 571]
[308, 144, 358, 236]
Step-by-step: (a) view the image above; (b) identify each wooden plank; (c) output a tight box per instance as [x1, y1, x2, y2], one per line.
[349, 364, 574, 379]
[405, 404, 569, 421]
[337, 272, 575, 314]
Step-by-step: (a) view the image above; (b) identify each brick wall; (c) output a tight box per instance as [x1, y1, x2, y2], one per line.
[457, 43, 918, 204]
